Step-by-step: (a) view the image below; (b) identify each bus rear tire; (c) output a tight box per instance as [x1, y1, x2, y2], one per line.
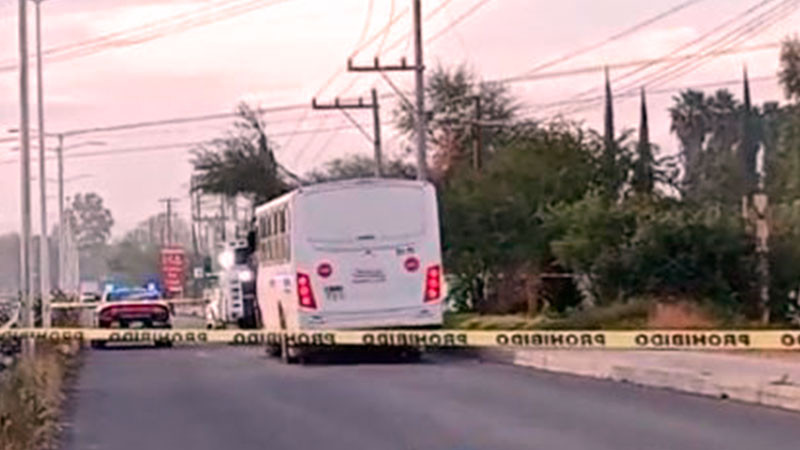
[400, 347, 422, 363]
[267, 344, 281, 358]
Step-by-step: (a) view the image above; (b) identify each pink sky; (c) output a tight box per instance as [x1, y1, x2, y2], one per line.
[0, 0, 795, 235]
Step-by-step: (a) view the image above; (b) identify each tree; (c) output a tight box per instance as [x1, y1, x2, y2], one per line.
[192, 103, 292, 204]
[394, 65, 518, 180]
[669, 88, 748, 204]
[632, 88, 655, 196]
[442, 120, 599, 313]
[304, 154, 416, 183]
[670, 89, 711, 196]
[779, 36, 800, 102]
[105, 239, 161, 286]
[65, 192, 114, 251]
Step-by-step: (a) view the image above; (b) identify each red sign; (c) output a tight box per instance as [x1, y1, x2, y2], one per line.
[160, 247, 186, 297]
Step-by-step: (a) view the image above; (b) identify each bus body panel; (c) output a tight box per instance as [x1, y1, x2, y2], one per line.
[255, 179, 443, 332]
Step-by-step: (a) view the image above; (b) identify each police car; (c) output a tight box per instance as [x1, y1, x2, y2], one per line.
[91, 286, 173, 348]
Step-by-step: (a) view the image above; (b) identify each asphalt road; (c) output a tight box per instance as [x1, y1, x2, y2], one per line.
[60, 347, 800, 450]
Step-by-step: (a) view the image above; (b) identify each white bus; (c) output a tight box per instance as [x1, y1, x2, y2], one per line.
[254, 178, 444, 338]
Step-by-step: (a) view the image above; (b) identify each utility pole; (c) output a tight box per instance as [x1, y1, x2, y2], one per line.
[347, 0, 426, 179]
[472, 95, 483, 171]
[190, 177, 200, 257]
[56, 134, 64, 296]
[18, 0, 34, 334]
[412, 0, 427, 181]
[159, 198, 179, 246]
[371, 88, 383, 176]
[312, 89, 383, 177]
[33, 0, 50, 327]
[219, 196, 227, 242]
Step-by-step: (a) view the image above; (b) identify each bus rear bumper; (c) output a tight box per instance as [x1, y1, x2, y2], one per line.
[298, 304, 443, 330]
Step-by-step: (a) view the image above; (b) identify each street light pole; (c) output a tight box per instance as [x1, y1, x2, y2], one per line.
[33, 0, 50, 327]
[56, 134, 64, 297]
[17, 0, 34, 333]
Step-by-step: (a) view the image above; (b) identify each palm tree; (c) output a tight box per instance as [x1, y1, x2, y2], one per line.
[706, 89, 741, 157]
[670, 90, 710, 196]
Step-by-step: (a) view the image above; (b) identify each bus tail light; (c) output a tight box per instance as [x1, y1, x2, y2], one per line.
[297, 272, 317, 309]
[424, 264, 441, 302]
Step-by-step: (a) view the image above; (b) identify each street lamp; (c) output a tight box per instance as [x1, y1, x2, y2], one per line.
[30, 0, 50, 325]
[7, 138, 105, 300]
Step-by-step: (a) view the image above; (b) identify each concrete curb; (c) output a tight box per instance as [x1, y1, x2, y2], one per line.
[482, 349, 800, 412]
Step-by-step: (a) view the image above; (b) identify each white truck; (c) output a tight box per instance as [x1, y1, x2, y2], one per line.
[205, 239, 259, 329]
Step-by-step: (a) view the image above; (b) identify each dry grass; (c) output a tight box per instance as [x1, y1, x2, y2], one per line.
[444, 313, 546, 330]
[0, 342, 80, 450]
[646, 302, 718, 329]
[444, 301, 651, 330]
[445, 299, 724, 331]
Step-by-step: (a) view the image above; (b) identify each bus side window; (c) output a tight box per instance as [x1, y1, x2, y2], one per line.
[258, 216, 266, 257]
[285, 208, 290, 262]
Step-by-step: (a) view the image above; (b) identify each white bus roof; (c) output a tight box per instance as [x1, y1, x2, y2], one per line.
[254, 178, 431, 215]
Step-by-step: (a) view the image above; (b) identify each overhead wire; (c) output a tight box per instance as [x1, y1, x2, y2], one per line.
[0, 123, 372, 166]
[518, 0, 709, 77]
[633, 0, 799, 89]
[548, 0, 782, 115]
[499, 42, 779, 84]
[426, 0, 493, 44]
[352, 0, 377, 56]
[0, 0, 296, 73]
[559, 0, 798, 116]
[300, 0, 476, 168]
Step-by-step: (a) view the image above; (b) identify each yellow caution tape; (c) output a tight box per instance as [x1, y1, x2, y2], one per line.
[2, 328, 800, 350]
[50, 299, 208, 310]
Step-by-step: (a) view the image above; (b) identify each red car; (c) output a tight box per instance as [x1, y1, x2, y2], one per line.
[91, 288, 173, 348]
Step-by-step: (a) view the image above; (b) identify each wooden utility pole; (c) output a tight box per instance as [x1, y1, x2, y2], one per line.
[347, 0, 426, 179]
[472, 95, 483, 171]
[412, 0, 427, 180]
[159, 198, 179, 246]
[312, 89, 383, 177]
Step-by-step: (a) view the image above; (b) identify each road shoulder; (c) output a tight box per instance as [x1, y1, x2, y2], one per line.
[481, 348, 800, 413]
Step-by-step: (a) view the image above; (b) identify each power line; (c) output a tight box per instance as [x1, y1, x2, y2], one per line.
[634, 0, 799, 90]
[500, 42, 779, 84]
[290, 0, 460, 163]
[554, 0, 782, 113]
[426, 0, 493, 44]
[580, 0, 796, 115]
[381, 0, 457, 56]
[548, 0, 794, 117]
[519, 0, 708, 77]
[517, 74, 776, 115]
[375, 0, 397, 55]
[59, 103, 311, 137]
[0, 0, 296, 73]
[0, 124, 370, 166]
[351, 0, 376, 58]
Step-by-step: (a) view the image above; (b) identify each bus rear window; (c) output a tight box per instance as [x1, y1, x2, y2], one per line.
[301, 185, 427, 243]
